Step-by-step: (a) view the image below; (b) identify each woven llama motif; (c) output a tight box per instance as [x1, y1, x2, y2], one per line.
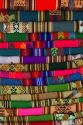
[74, 0, 83, 8]
[61, 0, 69, 7]
[14, 0, 26, 7]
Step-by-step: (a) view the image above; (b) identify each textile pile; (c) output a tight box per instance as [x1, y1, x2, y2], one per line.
[0, 0, 83, 125]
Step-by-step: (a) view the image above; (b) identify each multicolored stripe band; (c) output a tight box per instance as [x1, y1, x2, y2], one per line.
[0, 21, 82, 33]
[20, 48, 83, 57]
[0, 32, 83, 42]
[0, 111, 83, 121]
[0, 73, 83, 85]
[0, 103, 83, 116]
[0, 119, 83, 125]
[0, 81, 82, 94]
[0, 59, 83, 71]
[0, 89, 82, 101]
[0, 40, 83, 49]
[0, 67, 83, 79]
[0, 98, 83, 108]
[0, 55, 83, 64]
[0, 0, 82, 123]
[0, 0, 58, 11]
[0, 0, 82, 10]
[0, 10, 83, 22]
[0, 48, 83, 57]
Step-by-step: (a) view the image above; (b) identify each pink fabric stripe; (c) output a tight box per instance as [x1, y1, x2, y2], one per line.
[0, 67, 83, 79]
[55, 39, 79, 48]
[0, 72, 31, 79]
[0, 40, 80, 49]
[80, 67, 83, 74]
[0, 43, 8, 48]
[18, 108, 44, 116]
[54, 69, 79, 76]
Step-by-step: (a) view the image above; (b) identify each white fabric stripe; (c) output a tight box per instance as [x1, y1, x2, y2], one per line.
[71, 54, 83, 60]
[0, 57, 20, 64]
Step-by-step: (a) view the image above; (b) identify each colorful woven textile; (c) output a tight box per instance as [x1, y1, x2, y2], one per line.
[0, 0, 83, 125]
[0, 0, 83, 10]
[0, 21, 82, 33]
[0, 10, 83, 22]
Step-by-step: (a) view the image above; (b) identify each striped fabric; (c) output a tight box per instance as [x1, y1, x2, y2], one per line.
[0, 0, 83, 125]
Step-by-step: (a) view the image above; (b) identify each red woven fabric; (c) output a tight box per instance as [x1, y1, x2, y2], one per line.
[0, 0, 4, 9]
[36, 0, 56, 10]
[30, 121, 53, 125]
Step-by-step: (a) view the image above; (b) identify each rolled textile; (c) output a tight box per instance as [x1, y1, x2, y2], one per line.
[0, 98, 83, 107]
[0, 103, 82, 116]
[0, 59, 83, 71]
[0, 73, 83, 85]
[0, 118, 83, 125]
[0, 121, 54, 125]
[0, 21, 82, 33]
[0, 89, 82, 101]
[0, 0, 58, 11]
[0, 80, 82, 94]
[0, 67, 83, 79]
[0, 47, 79, 57]
[0, 39, 83, 49]
[0, 0, 82, 10]
[0, 55, 83, 64]
[20, 48, 83, 57]
[1, 32, 82, 42]
[0, 98, 83, 108]
[0, 10, 83, 22]
[0, 112, 83, 122]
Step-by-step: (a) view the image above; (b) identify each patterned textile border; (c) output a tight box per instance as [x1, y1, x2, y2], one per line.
[0, 21, 82, 33]
[1, 73, 83, 85]
[0, 55, 83, 64]
[0, 32, 83, 42]
[0, 59, 83, 71]
[0, 103, 82, 116]
[0, 118, 83, 125]
[0, 40, 83, 49]
[0, 0, 83, 10]
[0, 80, 82, 94]
[0, 89, 82, 100]
[0, 48, 83, 57]
[0, 112, 83, 121]
[0, 10, 83, 22]
[0, 98, 83, 108]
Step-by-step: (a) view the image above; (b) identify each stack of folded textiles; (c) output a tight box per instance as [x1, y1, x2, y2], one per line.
[0, 0, 83, 125]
